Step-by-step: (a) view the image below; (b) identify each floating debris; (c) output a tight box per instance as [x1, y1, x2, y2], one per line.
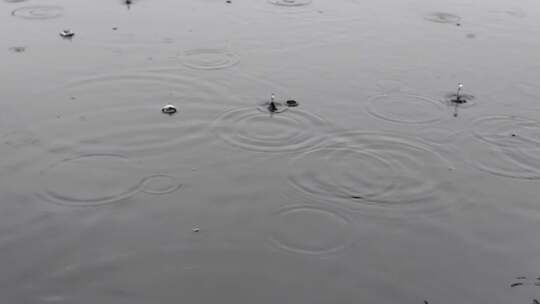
[226, 0, 231, 3]
[112, 27, 118, 30]
[161, 104, 177, 115]
[286, 99, 299, 107]
[192, 227, 200, 232]
[59, 29, 75, 38]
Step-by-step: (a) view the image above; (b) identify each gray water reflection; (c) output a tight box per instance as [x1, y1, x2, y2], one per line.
[1, 0, 540, 302]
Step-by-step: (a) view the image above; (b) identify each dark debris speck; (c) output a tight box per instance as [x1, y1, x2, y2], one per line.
[511, 282, 524, 287]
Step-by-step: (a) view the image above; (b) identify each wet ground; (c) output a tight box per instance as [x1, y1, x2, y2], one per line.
[1, 0, 540, 303]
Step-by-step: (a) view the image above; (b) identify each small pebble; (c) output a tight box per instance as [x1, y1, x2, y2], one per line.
[161, 104, 177, 115]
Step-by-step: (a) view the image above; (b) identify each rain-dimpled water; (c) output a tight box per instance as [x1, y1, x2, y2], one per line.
[1, 0, 540, 303]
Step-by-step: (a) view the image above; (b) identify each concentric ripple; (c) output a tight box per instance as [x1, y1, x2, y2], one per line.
[267, 0, 312, 7]
[462, 116, 540, 179]
[211, 107, 329, 152]
[182, 49, 239, 70]
[33, 104, 214, 159]
[141, 175, 182, 195]
[472, 116, 540, 149]
[288, 132, 457, 213]
[38, 154, 143, 206]
[366, 94, 445, 124]
[267, 204, 354, 256]
[424, 12, 461, 24]
[11, 6, 64, 19]
[37, 72, 224, 158]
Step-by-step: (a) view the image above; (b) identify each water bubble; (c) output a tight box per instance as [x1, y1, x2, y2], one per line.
[161, 104, 177, 115]
[59, 29, 75, 39]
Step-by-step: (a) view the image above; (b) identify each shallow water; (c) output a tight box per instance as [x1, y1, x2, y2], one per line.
[1, 0, 540, 302]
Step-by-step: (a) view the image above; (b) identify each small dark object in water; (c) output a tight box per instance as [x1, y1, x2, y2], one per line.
[112, 27, 118, 30]
[226, 0, 231, 3]
[456, 23, 461, 26]
[453, 97, 467, 104]
[511, 282, 524, 287]
[533, 299, 540, 304]
[286, 99, 299, 107]
[447, 83, 473, 105]
[351, 196, 363, 200]
[59, 29, 75, 38]
[9, 46, 25, 53]
[511, 134, 517, 137]
[424, 301, 429, 304]
[161, 104, 177, 115]
[268, 101, 278, 113]
[192, 227, 200, 232]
